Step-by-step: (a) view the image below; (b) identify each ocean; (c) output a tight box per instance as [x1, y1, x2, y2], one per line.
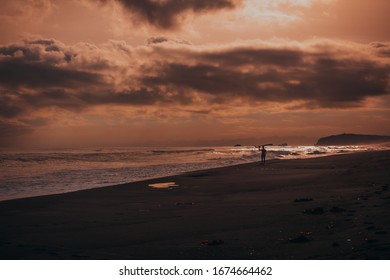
[0, 145, 386, 201]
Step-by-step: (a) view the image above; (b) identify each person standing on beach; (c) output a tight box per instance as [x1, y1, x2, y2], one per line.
[261, 145, 267, 165]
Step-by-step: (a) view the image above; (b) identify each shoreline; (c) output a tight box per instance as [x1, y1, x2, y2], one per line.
[1, 147, 383, 203]
[1, 158, 277, 203]
[0, 150, 389, 259]
[1, 145, 385, 203]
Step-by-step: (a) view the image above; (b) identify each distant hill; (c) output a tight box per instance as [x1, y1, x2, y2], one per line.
[316, 133, 390, 146]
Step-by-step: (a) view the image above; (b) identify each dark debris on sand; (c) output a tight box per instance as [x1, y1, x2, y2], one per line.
[304, 207, 325, 215]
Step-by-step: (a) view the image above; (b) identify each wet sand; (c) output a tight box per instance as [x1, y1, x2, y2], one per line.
[0, 150, 389, 259]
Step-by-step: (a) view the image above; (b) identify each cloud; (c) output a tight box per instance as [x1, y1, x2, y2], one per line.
[370, 42, 390, 57]
[141, 42, 390, 108]
[0, 90, 26, 118]
[146, 36, 191, 45]
[97, 0, 241, 29]
[0, 58, 102, 89]
[1, 37, 390, 147]
[1, 38, 389, 130]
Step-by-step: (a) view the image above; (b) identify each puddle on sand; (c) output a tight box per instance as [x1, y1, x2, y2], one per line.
[148, 182, 178, 189]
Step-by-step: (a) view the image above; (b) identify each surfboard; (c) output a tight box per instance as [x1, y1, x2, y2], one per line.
[255, 143, 273, 148]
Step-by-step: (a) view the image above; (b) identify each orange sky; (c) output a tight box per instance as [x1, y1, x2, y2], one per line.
[1, 0, 389, 148]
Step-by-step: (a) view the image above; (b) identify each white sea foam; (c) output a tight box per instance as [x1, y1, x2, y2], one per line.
[0, 145, 387, 201]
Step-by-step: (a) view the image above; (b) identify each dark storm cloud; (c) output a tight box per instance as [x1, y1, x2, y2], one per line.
[0, 58, 103, 89]
[200, 48, 304, 67]
[289, 58, 390, 107]
[99, 0, 240, 29]
[0, 39, 105, 119]
[0, 39, 61, 60]
[0, 91, 25, 118]
[142, 63, 266, 98]
[142, 47, 390, 108]
[0, 89, 77, 119]
[79, 88, 167, 106]
[0, 40, 110, 123]
[0, 39, 103, 89]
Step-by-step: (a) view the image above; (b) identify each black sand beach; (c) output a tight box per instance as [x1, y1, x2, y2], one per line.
[0, 150, 389, 260]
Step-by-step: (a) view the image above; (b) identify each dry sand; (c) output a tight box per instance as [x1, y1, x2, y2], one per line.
[0, 150, 389, 260]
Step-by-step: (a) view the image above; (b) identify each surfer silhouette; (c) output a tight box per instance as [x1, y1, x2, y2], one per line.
[261, 145, 267, 164]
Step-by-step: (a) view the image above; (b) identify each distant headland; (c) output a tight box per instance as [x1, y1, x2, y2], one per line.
[316, 133, 390, 146]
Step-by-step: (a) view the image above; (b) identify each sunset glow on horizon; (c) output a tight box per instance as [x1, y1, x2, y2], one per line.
[1, 0, 389, 148]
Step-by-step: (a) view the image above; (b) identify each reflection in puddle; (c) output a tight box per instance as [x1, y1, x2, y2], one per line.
[148, 182, 178, 189]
